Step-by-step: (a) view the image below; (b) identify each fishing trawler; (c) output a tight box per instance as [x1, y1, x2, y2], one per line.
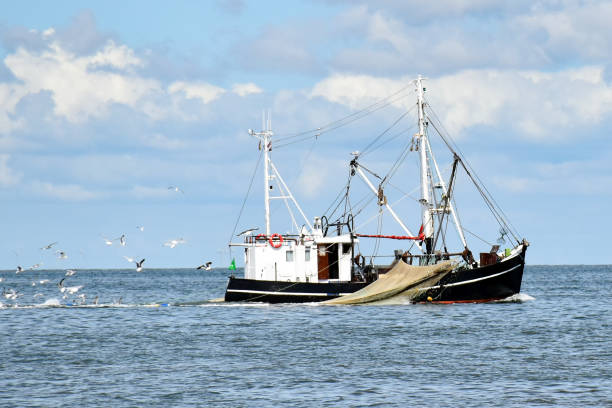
[224, 75, 528, 303]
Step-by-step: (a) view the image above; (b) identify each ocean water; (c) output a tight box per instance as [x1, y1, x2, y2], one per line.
[0, 265, 610, 407]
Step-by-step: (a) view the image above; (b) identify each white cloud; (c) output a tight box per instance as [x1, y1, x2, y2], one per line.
[168, 81, 226, 104]
[310, 74, 411, 110]
[0, 83, 27, 133]
[232, 82, 263, 96]
[4, 41, 160, 123]
[309, 67, 612, 141]
[89, 40, 143, 69]
[0, 154, 22, 186]
[516, 2, 612, 60]
[42, 27, 55, 38]
[29, 180, 103, 200]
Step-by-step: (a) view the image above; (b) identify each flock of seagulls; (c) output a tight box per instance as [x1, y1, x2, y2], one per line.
[2, 186, 222, 307]
[2, 222, 217, 307]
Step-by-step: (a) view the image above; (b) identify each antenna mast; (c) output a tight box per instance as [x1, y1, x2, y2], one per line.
[249, 111, 274, 236]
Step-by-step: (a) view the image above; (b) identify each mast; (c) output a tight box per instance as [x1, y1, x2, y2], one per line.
[416, 75, 434, 253]
[249, 112, 273, 236]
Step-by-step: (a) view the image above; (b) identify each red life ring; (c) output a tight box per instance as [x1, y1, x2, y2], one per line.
[255, 233, 267, 241]
[269, 233, 283, 248]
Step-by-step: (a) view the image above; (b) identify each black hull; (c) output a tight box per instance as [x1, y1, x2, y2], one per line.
[224, 278, 369, 303]
[412, 247, 526, 303]
[224, 247, 526, 304]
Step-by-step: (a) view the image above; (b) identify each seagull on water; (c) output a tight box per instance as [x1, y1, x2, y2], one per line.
[29, 263, 42, 270]
[40, 242, 58, 250]
[16, 266, 24, 274]
[164, 238, 186, 248]
[58, 278, 83, 295]
[3, 288, 20, 300]
[39, 279, 50, 285]
[236, 227, 259, 237]
[196, 261, 213, 270]
[168, 186, 184, 194]
[135, 259, 145, 272]
[65, 269, 76, 277]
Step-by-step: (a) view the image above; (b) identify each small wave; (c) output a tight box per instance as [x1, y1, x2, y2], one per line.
[196, 301, 271, 308]
[2, 300, 173, 309]
[495, 293, 535, 303]
[42, 298, 62, 307]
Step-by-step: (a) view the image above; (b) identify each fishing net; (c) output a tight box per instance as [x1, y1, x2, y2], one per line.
[323, 260, 454, 305]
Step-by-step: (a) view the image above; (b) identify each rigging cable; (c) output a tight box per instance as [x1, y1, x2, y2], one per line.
[359, 124, 417, 159]
[228, 148, 264, 246]
[275, 82, 415, 143]
[359, 105, 416, 157]
[425, 102, 521, 244]
[426, 101, 520, 242]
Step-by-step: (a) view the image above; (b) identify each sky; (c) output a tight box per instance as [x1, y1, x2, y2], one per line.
[1, 0, 611, 269]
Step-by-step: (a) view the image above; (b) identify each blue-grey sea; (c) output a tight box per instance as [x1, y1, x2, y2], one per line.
[0, 265, 610, 407]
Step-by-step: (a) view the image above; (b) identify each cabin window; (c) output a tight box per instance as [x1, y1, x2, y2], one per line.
[342, 243, 351, 254]
[286, 250, 294, 262]
[305, 249, 311, 261]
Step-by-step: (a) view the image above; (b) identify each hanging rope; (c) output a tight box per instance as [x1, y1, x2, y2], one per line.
[228, 149, 264, 246]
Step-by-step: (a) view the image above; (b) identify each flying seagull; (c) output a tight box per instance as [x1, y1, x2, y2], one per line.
[135, 259, 145, 272]
[136, 225, 144, 232]
[58, 278, 83, 295]
[164, 238, 186, 249]
[168, 186, 184, 194]
[40, 242, 58, 250]
[116, 234, 126, 246]
[16, 265, 24, 274]
[29, 263, 42, 270]
[102, 236, 113, 246]
[123, 256, 135, 263]
[56, 250, 68, 260]
[236, 227, 259, 237]
[65, 269, 76, 277]
[196, 261, 213, 270]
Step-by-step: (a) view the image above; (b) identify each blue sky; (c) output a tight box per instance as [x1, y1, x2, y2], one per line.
[1, 0, 611, 269]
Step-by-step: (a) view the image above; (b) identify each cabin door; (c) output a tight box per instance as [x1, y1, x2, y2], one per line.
[317, 245, 329, 280]
[317, 244, 339, 280]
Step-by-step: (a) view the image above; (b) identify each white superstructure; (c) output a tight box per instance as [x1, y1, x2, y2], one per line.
[231, 118, 358, 284]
